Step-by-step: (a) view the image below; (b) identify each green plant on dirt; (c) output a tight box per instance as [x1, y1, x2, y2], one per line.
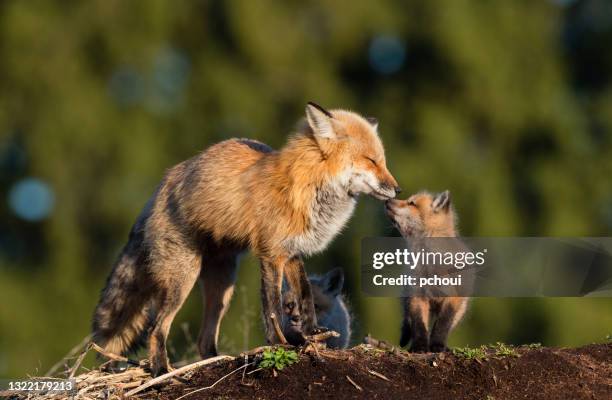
[491, 342, 519, 357]
[526, 343, 542, 349]
[258, 347, 299, 371]
[606, 334, 611, 342]
[452, 346, 487, 360]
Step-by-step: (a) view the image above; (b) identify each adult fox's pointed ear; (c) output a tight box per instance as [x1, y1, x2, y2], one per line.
[432, 190, 451, 212]
[306, 102, 336, 140]
[366, 117, 379, 132]
[323, 267, 344, 297]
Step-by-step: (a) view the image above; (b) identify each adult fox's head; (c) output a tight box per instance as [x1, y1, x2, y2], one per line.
[305, 102, 401, 200]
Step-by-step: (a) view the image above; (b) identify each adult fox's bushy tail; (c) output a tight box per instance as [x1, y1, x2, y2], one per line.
[92, 228, 153, 356]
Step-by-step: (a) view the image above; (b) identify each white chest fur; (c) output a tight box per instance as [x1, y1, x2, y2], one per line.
[284, 181, 357, 257]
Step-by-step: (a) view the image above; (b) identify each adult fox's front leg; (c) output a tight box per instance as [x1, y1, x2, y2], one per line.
[259, 255, 286, 344]
[284, 256, 318, 336]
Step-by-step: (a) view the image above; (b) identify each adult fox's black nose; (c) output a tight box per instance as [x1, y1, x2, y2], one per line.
[395, 187, 402, 195]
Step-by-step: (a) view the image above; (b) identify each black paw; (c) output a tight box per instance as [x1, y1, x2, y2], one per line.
[409, 342, 429, 353]
[311, 326, 329, 335]
[399, 332, 410, 348]
[285, 330, 306, 346]
[429, 343, 449, 353]
[151, 365, 169, 377]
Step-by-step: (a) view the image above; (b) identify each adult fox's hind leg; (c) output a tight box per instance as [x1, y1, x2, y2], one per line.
[147, 240, 201, 377]
[197, 245, 240, 358]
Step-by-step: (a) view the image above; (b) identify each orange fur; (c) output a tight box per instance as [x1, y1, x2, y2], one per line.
[93, 103, 399, 375]
[170, 110, 398, 257]
[386, 190, 469, 353]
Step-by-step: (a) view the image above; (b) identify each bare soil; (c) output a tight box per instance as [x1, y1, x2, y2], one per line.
[152, 343, 611, 400]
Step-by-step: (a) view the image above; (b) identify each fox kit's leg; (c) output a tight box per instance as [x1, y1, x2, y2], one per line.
[147, 241, 201, 376]
[259, 255, 287, 344]
[197, 246, 240, 358]
[406, 297, 430, 353]
[399, 297, 412, 347]
[429, 297, 468, 352]
[284, 257, 318, 335]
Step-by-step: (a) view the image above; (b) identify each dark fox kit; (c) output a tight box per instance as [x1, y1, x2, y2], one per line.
[385, 190, 469, 352]
[282, 268, 351, 349]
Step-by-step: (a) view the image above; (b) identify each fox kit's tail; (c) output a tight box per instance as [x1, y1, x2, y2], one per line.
[92, 231, 152, 356]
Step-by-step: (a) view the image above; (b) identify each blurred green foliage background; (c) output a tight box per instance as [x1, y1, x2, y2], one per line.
[1, 0, 611, 378]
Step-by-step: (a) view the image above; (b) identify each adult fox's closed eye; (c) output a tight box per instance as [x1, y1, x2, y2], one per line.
[92, 102, 399, 376]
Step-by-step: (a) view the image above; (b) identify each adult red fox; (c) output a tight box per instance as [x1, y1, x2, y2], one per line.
[385, 190, 469, 352]
[92, 102, 399, 375]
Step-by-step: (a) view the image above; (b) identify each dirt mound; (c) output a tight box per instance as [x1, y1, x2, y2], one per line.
[154, 343, 611, 400]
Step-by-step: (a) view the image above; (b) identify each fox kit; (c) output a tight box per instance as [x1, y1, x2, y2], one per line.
[385, 190, 468, 352]
[283, 268, 351, 349]
[92, 102, 399, 375]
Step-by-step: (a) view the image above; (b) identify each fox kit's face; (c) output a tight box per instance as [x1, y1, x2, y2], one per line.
[305, 103, 400, 200]
[282, 268, 345, 339]
[385, 190, 455, 237]
[281, 290, 304, 344]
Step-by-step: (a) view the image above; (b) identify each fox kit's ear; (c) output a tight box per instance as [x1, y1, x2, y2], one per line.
[366, 117, 379, 132]
[322, 267, 344, 297]
[432, 190, 451, 212]
[306, 102, 336, 140]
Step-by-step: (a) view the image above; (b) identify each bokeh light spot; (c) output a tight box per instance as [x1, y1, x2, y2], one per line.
[549, 0, 578, 7]
[108, 67, 145, 106]
[369, 35, 406, 75]
[147, 47, 190, 114]
[8, 178, 55, 222]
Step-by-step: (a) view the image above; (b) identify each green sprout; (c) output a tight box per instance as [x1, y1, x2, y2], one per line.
[452, 346, 487, 360]
[258, 347, 299, 371]
[491, 342, 519, 357]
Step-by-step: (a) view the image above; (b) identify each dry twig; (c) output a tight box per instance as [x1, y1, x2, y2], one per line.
[175, 362, 254, 400]
[364, 335, 408, 359]
[90, 342, 139, 366]
[239, 344, 295, 357]
[306, 330, 340, 343]
[270, 313, 288, 344]
[124, 355, 234, 397]
[45, 334, 92, 376]
[346, 375, 363, 391]
[367, 369, 390, 381]
[69, 343, 92, 378]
